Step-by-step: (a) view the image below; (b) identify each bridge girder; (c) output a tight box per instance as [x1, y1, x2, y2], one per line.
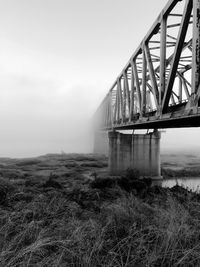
[95, 0, 200, 131]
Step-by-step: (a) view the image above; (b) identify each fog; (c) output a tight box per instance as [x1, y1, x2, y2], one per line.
[0, 72, 96, 157]
[0, 0, 199, 157]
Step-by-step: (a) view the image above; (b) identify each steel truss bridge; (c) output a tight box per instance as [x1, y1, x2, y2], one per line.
[95, 0, 200, 131]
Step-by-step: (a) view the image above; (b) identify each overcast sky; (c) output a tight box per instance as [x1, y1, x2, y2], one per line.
[0, 0, 199, 157]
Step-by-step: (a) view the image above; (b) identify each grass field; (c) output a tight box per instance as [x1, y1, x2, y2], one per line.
[161, 152, 200, 177]
[0, 153, 200, 266]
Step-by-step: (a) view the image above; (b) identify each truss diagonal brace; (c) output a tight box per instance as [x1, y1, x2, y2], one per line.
[144, 45, 159, 110]
[162, 0, 193, 113]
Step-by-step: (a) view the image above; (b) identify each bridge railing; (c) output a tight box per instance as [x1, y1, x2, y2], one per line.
[94, 0, 200, 131]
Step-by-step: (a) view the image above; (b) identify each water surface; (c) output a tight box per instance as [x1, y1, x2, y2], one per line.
[162, 177, 200, 192]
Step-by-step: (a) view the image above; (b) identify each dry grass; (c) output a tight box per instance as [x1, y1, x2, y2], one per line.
[0, 154, 200, 266]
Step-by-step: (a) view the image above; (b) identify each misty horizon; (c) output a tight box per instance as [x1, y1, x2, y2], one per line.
[1, 0, 200, 157]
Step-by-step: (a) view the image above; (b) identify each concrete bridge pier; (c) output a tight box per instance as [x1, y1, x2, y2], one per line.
[108, 130, 161, 177]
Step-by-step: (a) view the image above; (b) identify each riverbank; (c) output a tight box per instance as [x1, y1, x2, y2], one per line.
[0, 153, 200, 266]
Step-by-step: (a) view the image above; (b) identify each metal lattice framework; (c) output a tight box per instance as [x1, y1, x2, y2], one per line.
[95, 0, 200, 130]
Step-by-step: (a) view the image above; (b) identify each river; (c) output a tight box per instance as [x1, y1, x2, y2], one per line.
[161, 177, 200, 192]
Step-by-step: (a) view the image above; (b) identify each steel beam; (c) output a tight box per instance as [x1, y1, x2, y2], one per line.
[192, 0, 200, 95]
[162, 0, 193, 113]
[160, 12, 167, 108]
[94, 0, 197, 131]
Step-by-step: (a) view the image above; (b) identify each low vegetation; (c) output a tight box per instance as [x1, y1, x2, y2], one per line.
[0, 154, 200, 266]
[161, 167, 200, 178]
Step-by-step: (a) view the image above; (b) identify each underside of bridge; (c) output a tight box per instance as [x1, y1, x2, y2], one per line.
[94, 0, 200, 176]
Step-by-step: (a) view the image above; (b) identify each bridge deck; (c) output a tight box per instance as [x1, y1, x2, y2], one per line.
[108, 109, 200, 130]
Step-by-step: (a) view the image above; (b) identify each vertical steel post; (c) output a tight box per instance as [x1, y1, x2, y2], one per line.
[129, 65, 134, 121]
[160, 12, 167, 113]
[108, 91, 112, 127]
[117, 81, 120, 122]
[132, 61, 142, 113]
[192, 0, 200, 96]
[178, 77, 183, 103]
[123, 73, 127, 120]
[142, 44, 147, 115]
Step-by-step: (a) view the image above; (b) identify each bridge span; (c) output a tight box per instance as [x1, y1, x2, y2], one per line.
[94, 0, 200, 177]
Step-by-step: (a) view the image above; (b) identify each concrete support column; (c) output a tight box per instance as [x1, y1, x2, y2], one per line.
[108, 131, 161, 177]
[93, 131, 109, 155]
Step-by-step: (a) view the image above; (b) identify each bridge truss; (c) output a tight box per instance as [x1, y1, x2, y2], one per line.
[95, 0, 200, 130]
